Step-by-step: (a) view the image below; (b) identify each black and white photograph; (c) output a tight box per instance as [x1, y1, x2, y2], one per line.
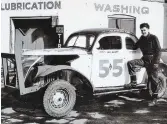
[1, 0, 167, 123]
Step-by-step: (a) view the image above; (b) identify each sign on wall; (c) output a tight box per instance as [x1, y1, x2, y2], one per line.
[56, 25, 64, 48]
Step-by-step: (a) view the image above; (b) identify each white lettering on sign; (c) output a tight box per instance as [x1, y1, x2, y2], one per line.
[58, 44, 61, 48]
[58, 34, 62, 44]
[1, 1, 61, 11]
[58, 34, 62, 48]
[94, 3, 149, 14]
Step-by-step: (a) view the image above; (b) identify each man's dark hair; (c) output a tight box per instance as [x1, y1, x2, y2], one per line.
[140, 23, 150, 29]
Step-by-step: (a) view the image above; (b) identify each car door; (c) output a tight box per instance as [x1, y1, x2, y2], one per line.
[91, 33, 126, 88]
[123, 34, 145, 84]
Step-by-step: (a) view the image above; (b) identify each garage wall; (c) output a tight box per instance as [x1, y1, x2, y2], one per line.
[163, 4, 167, 48]
[1, 0, 165, 53]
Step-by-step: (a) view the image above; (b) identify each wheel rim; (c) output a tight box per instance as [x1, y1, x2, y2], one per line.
[49, 88, 70, 109]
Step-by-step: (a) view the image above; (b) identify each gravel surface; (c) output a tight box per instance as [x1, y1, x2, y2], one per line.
[1, 88, 167, 124]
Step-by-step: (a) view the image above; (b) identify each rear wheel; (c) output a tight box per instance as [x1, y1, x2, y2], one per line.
[148, 72, 167, 98]
[43, 80, 76, 117]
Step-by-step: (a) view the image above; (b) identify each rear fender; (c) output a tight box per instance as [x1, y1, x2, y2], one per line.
[140, 62, 167, 84]
[159, 63, 167, 77]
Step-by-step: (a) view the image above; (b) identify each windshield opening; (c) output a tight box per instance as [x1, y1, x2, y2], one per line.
[65, 34, 95, 49]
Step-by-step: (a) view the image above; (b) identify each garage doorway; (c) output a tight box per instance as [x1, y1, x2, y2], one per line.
[10, 16, 59, 53]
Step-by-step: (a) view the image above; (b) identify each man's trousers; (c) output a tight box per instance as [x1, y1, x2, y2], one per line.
[127, 55, 159, 98]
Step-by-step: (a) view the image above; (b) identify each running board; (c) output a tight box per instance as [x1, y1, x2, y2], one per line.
[94, 84, 146, 96]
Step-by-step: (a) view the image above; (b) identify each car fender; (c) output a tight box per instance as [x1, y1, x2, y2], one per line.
[36, 65, 95, 91]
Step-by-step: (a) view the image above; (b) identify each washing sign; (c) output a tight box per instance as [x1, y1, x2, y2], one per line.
[94, 3, 149, 14]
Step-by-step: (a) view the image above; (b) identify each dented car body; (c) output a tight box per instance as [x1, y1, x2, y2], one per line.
[2, 28, 167, 117]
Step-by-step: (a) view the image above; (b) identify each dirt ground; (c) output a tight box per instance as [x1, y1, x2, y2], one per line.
[1, 86, 167, 124]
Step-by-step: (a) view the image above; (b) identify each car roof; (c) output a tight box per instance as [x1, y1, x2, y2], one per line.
[72, 28, 136, 37]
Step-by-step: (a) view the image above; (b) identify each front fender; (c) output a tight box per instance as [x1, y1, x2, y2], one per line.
[35, 65, 95, 91]
[36, 65, 76, 77]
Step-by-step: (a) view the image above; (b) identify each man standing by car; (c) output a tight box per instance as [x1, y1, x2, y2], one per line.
[125, 23, 161, 106]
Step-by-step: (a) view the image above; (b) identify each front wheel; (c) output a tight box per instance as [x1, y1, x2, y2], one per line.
[148, 72, 167, 98]
[43, 80, 76, 117]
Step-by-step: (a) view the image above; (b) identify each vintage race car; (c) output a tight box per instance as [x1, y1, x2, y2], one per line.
[2, 28, 167, 118]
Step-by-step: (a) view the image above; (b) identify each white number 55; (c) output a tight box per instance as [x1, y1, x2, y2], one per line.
[99, 59, 123, 78]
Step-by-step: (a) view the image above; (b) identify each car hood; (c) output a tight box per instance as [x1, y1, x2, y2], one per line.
[22, 48, 88, 56]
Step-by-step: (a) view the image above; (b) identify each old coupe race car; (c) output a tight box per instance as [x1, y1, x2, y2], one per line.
[2, 28, 167, 118]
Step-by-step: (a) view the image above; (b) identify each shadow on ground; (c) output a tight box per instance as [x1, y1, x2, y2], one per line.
[1, 87, 167, 124]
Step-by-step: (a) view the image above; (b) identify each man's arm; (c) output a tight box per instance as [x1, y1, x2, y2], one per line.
[152, 35, 161, 64]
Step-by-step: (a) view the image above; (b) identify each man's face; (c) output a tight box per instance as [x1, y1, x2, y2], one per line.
[140, 27, 149, 37]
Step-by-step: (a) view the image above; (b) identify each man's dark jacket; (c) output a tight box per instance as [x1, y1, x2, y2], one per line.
[134, 33, 161, 64]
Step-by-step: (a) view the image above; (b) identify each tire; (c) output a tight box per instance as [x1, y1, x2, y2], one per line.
[43, 80, 76, 117]
[148, 72, 167, 98]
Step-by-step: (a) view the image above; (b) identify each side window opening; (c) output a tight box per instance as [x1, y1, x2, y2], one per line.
[125, 37, 136, 50]
[98, 36, 122, 50]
